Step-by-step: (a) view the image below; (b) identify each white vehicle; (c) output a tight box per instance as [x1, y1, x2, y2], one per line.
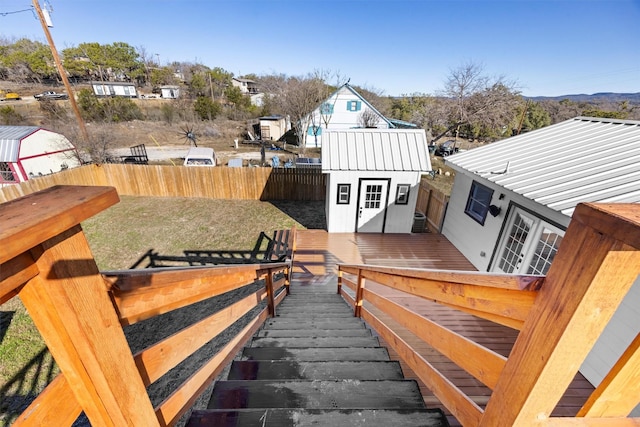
[184, 147, 216, 167]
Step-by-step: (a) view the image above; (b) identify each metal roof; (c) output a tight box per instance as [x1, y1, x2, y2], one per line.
[0, 126, 40, 162]
[445, 117, 640, 216]
[321, 129, 431, 172]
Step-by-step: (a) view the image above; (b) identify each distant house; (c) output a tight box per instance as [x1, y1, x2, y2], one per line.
[322, 128, 431, 233]
[304, 83, 394, 149]
[441, 116, 640, 403]
[232, 77, 259, 95]
[160, 85, 180, 99]
[91, 81, 137, 98]
[0, 126, 81, 186]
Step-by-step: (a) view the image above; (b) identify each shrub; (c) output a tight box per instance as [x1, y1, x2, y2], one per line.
[0, 106, 23, 125]
[194, 96, 222, 121]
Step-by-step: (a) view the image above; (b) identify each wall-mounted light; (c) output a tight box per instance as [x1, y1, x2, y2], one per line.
[489, 205, 501, 217]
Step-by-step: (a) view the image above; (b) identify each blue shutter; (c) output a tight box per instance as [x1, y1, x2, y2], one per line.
[307, 126, 322, 136]
[355, 101, 362, 111]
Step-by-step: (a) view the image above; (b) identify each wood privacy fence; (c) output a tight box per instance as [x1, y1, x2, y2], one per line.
[0, 165, 448, 233]
[0, 164, 326, 202]
[415, 177, 450, 233]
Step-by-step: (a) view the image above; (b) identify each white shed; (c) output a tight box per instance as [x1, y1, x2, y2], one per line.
[322, 128, 431, 233]
[0, 126, 81, 186]
[160, 85, 180, 99]
[441, 116, 640, 412]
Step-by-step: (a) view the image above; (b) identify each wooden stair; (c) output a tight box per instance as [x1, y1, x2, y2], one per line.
[187, 282, 449, 426]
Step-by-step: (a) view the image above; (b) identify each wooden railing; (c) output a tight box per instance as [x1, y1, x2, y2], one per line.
[0, 185, 295, 426]
[338, 202, 640, 426]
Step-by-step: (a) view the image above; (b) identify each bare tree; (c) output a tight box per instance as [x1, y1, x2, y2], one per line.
[258, 70, 335, 152]
[358, 109, 380, 128]
[433, 61, 521, 142]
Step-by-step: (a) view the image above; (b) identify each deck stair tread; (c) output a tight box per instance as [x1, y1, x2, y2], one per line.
[208, 379, 426, 409]
[228, 360, 404, 380]
[195, 284, 449, 426]
[187, 408, 448, 427]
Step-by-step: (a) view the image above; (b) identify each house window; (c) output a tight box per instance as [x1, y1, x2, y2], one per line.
[395, 184, 410, 205]
[307, 125, 322, 136]
[320, 103, 334, 114]
[123, 86, 134, 96]
[347, 100, 362, 112]
[95, 85, 104, 95]
[337, 184, 351, 204]
[465, 181, 493, 225]
[0, 162, 17, 183]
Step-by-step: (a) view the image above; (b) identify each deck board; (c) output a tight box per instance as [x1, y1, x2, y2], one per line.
[291, 230, 595, 427]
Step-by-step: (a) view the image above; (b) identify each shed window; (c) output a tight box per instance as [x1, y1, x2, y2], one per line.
[347, 100, 362, 112]
[395, 184, 410, 205]
[0, 162, 17, 183]
[337, 184, 351, 204]
[465, 181, 493, 225]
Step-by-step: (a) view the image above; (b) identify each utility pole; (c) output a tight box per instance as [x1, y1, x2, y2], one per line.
[32, 0, 89, 143]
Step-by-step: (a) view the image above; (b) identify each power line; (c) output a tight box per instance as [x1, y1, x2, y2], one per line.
[0, 6, 35, 17]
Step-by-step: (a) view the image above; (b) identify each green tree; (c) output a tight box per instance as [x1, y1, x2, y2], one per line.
[194, 96, 222, 121]
[189, 73, 207, 98]
[224, 86, 250, 109]
[62, 42, 143, 81]
[209, 67, 233, 99]
[150, 66, 177, 86]
[0, 38, 55, 82]
[77, 88, 143, 122]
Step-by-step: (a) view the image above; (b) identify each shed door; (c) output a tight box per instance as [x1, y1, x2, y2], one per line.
[356, 179, 390, 233]
[493, 207, 564, 275]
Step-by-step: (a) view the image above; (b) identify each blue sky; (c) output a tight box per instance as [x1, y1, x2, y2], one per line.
[1, 0, 639, 97]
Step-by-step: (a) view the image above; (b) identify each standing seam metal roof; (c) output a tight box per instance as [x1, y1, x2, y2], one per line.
[321, 129, 431, 172]
[445, 117, 640, 216]
[0, 126, 41, 162]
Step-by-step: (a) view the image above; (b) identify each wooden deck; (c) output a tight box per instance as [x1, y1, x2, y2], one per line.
[291, 230, 595, 426]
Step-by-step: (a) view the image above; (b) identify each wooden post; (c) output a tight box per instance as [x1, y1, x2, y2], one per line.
[265, 269, 276, 317]
[20, 226, 158, 426]
[337, 269, 343, 294]
[481, 203, 640, 426]
[354, 269, 365, 318]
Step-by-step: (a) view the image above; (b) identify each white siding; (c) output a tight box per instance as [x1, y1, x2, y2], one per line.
[581, 276, 640, 416]
[325, 170, 420, 233]
[306, 85, 392, 148]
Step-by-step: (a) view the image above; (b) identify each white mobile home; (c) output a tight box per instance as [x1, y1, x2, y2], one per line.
[91, 81, 137, 98]
[0, 126, 81, 186]
[441, 116, 640, 411]
[322, 129, 431, 233]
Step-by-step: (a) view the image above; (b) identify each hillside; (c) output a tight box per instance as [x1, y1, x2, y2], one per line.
[527, 92, 640, 104]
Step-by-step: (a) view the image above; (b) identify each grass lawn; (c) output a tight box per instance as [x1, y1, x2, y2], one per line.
[0, 196, 325, 425]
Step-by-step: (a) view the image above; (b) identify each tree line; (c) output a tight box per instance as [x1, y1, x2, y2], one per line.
[1, 37, 638, 148]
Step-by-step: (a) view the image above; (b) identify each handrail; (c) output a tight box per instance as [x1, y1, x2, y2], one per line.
[0, 186, 297, 427]
[339, 202, 640, 426]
